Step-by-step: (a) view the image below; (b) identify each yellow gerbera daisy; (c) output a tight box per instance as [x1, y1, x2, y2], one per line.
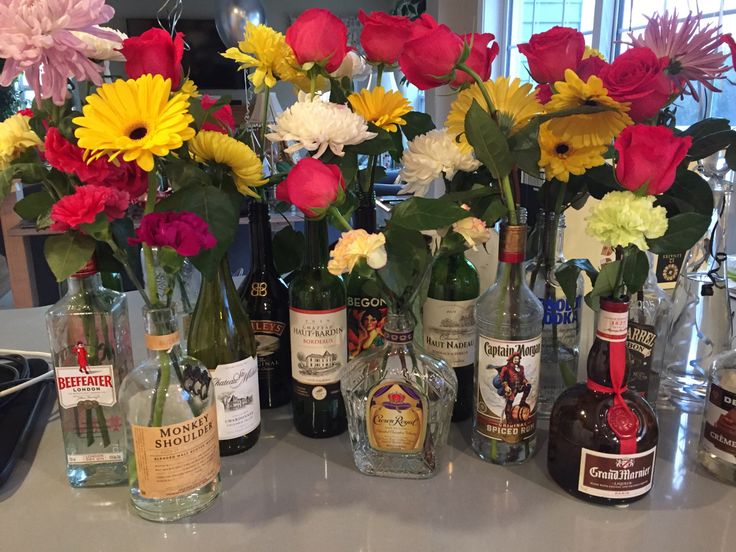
[445, 77, 543, 151]
[545, 69, 632, 147]
[347, 86, 412, 132]
[538, 123, 607, 182]
[0, 113, 42, 170]
[583, 46, 606, 60]
[188, 130, 267, 198]
[73, 74, 195, 172]
[179, 78, 201, 99]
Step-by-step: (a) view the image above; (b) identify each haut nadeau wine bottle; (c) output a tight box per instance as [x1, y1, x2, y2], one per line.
[188, 255, 261, 455]
[548, 297, 659, 505]
[239, 200, 291, 408]
[289, 217, 348, 438]
[423, 252, 480, 422]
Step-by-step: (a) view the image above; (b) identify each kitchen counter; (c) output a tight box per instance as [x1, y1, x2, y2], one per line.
[1, 296, 734, 552]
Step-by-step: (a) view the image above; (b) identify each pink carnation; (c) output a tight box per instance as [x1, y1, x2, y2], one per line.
[128, 211, 217, 257]
[50, 185, 130, 232]
[200, 95, 235, 134]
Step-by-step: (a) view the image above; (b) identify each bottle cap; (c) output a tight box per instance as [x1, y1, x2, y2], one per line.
[498, 224, 526, 264]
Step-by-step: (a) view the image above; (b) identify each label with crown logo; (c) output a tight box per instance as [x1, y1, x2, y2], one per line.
[366, 381, 427, 453]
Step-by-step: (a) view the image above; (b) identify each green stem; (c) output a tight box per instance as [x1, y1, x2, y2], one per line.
[363, 155, 377, 194]
[328, 206, 353, 231]
[143, 245, 160, 305]
[258, 87, 271, 165]
[500, 174, 517, 224]
[376, 64, 384, 88]
[150, 350, 171, 427]
[614, 246, 627, 299]
[456, 62, 494, 114]
[105, 240, 152, 308]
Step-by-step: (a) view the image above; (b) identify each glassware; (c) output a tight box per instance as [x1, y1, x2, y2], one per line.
[289, 217, 348, 438]
[423, 252, 479, 422]
[473, 209, 544, 465]
[45, 259, 132, 487]
[188, 254, 261, 455]
[347, 259, 388, 360]
[239, 199, 291, 409]
[548, 298, 659, 505]
[353, 185, 377, 233]
[526, 211, 582, 418]
[341, 310, 457, 478]
[120, 306, 220, 522]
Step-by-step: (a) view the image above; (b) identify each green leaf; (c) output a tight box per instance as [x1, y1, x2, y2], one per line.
[556, 259, 598, 307]
[379, 224, 430, 310]
[401, 111, 435, 142]
[726, 144, 736, 171]
[165, 157, 211, 190]
[586, 260, 621, 310]
[0, 163, 49, 197]
[14, 190, 54, 221]
[686, 129, 736, 160]
[391, 196, 472, 230]
[79, 212, 112, 241]
[436, 185, 497, 204]
[623, 249, 649, 295]
[647, 213, 710, 255]
[508, 120, 541, 177]
[655, 168, 713, 217]
[678, 118, 731, 140]
[577, 164, 620, 200]
[346, 126, 394, 155]
[481, 198, 507, 227]
[339, 152, 359, 190]
[44, 233, 96, 282]
[389, 128, 404, 162]
[157, 246, 184, 274]
[329, 77, 348, 104]
[272, 225, 305, 275]
[464, 100, 513, 180]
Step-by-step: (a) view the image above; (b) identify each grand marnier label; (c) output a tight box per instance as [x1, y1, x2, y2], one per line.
[55, 364, 116, 409]
[578, 447, 656, 499]
[423, 297, 477, 368]
[702, 383, 736, 463]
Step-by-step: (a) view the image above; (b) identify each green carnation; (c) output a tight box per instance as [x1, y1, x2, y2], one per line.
[586, 191, 668, 250]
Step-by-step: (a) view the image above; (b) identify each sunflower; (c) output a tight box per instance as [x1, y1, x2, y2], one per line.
[73, 74, 195, 172]
[538, 123, 607, 183]
[347, 86, 412, 132]
[445, 77, 543, 151]
[0, 113, 42, 170]
[545, 69, 632, 147]
[188, 130, 266, 198]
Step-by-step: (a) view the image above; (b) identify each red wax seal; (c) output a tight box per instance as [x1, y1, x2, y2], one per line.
[607, 405, 639, 439]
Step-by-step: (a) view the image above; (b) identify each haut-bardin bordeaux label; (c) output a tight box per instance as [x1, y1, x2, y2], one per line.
[476, 335, 541, 444]
[578, 447, 656, 499]
[702, 383, 736, 462]
[627, 322, 657, 397]
[367, 381, 427, 453]
[422, 297, 477, 368]
[210, 357, 260, 439]
[596, 310, 628, 342]
[55, 364, 116, 409]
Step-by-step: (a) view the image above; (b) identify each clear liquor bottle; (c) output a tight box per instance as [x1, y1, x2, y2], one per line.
[45, 259, 132, 487]
[473, 210, 543, 464]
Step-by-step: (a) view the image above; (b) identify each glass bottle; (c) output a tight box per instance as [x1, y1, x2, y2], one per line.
[423, 252, 479, 422]
[347, 260, 388, 360]
[120, 306, 220, 521]
[289, 217, 348, 438]
[697, 349, 736, 485]
[239, 199, 291, 409]
[45, 259, 132, 487]
[473, 209, 543, 464]
[341, 311, 457, 478]
[353, 185, 377, 233]
[547, 298, 659, 505]
[526, 212, 582, 418]
[627, 253, 672, 402]
[188, 255, 261, 455]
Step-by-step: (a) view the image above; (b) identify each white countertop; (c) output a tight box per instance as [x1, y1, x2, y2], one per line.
[1, 296, 735, 552]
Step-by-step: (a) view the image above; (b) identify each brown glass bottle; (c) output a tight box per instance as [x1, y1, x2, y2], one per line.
[547, 298, 658, 506]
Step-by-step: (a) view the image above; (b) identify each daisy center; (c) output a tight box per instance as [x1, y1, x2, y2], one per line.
[555, 143, 570, 155]
[127, 125, 149, 141]
[583, 99, 598, 107]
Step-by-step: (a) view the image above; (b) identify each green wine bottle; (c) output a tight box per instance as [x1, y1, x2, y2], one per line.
[289, 218, 347, 438]
[423, 252, 480, 422]
[347, 260, 388, 360]
[188, 254, 261, 455]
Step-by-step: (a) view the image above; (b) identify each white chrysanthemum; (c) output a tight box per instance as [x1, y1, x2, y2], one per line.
[399, 129, 481, 196]
[330, 51, 370, 81]
[71, 27, 127, 62]
[266, 92, 377, 158]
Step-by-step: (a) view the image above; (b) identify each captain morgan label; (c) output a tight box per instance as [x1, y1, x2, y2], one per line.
[423, 297, 477, 368]
[578, 447, 656, 499]
[476, 335, 541, 444]
[702, 383, 736, 463]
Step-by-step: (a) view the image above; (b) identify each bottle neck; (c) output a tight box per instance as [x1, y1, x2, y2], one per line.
[383, 311, 415, 345]
[353, 186, 377, 233]
[535, 212, 566, 266]
[249, 200, 274, 270]
[67, 273, 104, 295]
[201, 255, 240, 309]
[496, 222, 527, 286]
[143, 306, 182, 359]
[587, 298, 629, 386]
[304, 217, 329, 268]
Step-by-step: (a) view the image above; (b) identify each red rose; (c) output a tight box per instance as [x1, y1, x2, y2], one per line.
[722, 33, 736, 67]
[576, 56, 609, 81]
[614, 125, 692, 195]
[518, 26, 585, 84]
[286, 9, 348, 73]
[17, 108, 34, 118]
[407, 14, 438, 40]
[451, 33, 499, 88]
[128, 211, 216, 256]
[121, 28, 185, 90]
[535, 83, 552, 104]
[200, 95, 235, 134]
[276, 157, 345, 218]
[50, 185, 130, 232]
[358, 10, 412, 65]
[399, 24, 464, 90]
[602, 47, 671, 123]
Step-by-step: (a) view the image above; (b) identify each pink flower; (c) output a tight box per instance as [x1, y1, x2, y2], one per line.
[451, 33, 499, 88]
[200, 95, 235, 134]
[358, 10, 412, 65]
[285, 9, 348, 73]
[0, 0, 119, 105]
[399, 24, 464, 90]
[50, 185, 130, 232]
[518, 26, 585, 84]
[128, 211, 217, 257]
[276, 157, 345, 218]
[576, 57, 609, 81]
[535, 84, 553, 104]
[121, 28, 185, 90]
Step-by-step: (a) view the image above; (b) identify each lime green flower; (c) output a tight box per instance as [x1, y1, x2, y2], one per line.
[586, 191, 667, 250]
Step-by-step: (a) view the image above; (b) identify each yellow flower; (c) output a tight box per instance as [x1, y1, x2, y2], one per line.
[545, 69, 632, 147]
[586, 191, 668, 250]
[73, 74, 195, 172]
[179, 78, 201, 99]
[347, 86, 412, 132]
[0, 114, 42, 170]
[188, 130, 266, 198]
[583, 46, 606, 60]
[445, 77, 543, 152]
[328, 229, 387, 276]
[538, 123, 607, 182]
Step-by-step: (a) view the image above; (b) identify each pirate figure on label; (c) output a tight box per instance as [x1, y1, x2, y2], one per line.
[495, 352, 531, 422]
[73, 341, 90, 374]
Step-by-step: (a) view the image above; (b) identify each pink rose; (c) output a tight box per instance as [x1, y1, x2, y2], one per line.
[614, 125, 692, 195]
[399, 24, 464, 90]
[276, 158, 345, 218]
[286, 9, 348, 73]
[451, 33, 499, 88]
[128, 211, 216, 257]
[358, 10, 412, 65]
[50, 185, 130, 232]
[535, 83, 552, 104]
[121, 28, 185, 90]
[602, 47, 671, 122]
[518, 26, 585, 84]
[407, 14, 439, 41]
[576, 56, 609, 81]
[200, 95, 235, 134]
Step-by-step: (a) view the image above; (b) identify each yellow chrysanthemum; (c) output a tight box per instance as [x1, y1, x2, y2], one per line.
[545, 69, 632, 147]
[0, 114, 42, 170]
[583, 46, 606, 60]
[445, 77, 543, 152]
[538, 123, 607, 183]
[188, 130, 266, 198]
[347, 86, 412, 132]
[179, 78, 201, 99]
[73, 74, 195, 172]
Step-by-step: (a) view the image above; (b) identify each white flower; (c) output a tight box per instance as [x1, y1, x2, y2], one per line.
[71, 27, 127, 62]
[452, 216, 491, 250]
[399, 129, 481, 196]
[266, 92, 377, 159]
[330, 51, 369, 81]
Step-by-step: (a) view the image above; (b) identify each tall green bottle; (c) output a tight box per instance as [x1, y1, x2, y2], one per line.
[289, 218, 347, 438]
[188, 255, 261, 455]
